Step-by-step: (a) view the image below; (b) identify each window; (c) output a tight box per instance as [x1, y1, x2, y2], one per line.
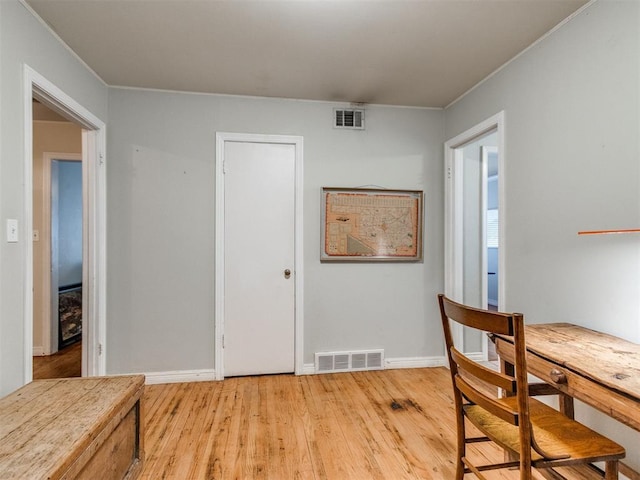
[487, 209, 499, 248]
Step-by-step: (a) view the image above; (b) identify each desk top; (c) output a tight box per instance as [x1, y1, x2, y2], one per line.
[524, 323, 640, 401]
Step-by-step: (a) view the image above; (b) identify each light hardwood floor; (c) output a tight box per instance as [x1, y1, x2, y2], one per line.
[32, 341, 81, 379]
[141, 368, 604, 479]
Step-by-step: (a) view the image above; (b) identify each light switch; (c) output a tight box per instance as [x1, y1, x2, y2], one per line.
[33, 230, 40, 242]
[7, 219, 18, 243]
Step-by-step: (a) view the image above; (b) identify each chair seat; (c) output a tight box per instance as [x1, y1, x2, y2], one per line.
[464, 397, 625, 466]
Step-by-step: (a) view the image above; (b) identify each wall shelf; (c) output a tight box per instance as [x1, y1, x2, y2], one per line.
[578, 228, 640, 235]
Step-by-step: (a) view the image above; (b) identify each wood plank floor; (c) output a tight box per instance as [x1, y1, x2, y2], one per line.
[141, 368, 603, 479]
[32, 341, 81, 379]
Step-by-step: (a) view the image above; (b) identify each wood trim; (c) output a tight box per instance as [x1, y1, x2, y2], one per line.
[578, 228, 640, 235]
[384, 356, 448, 369]
[143, 369, 217, 385]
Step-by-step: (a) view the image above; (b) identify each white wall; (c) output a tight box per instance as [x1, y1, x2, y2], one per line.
[106, 88, 444, 374]
[0, 0, 108, 395]
[444, 0, 640, 469]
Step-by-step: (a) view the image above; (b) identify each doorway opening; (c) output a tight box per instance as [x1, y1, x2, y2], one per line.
[32, 100, 84, 379]
[32, 106, 85, 381]
[51, 158, 83, 352]
[444, 111, 504, 360]
[24, 66, 107, 383]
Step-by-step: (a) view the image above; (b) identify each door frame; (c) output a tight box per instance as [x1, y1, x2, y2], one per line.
[214, 132, 304, 380]
[41, 152, 83, 356]
[444, 111, 505, 355]
[24, 65, 107, 381]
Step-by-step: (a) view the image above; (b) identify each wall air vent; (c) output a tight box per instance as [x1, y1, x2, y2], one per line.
[315, 349, 384, 373]
[334, 109, 365, 129]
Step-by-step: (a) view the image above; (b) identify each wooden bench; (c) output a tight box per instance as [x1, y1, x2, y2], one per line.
[0, 375, 144, 479]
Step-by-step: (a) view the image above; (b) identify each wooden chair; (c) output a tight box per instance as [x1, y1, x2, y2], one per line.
[437, 294, 625, 479]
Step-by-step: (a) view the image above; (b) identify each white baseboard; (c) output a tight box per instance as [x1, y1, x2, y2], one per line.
[142, 358, 449, 383]
[301, 364, 316, 375]
[144, 369, 217, 385]
[385, 356, 447, 369]
[33, 346, 45, 356]
[302, 356, 447, 374]
[465, 352, 487, 362]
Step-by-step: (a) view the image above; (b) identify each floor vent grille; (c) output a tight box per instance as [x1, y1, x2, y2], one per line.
[315, 349, 384, 374]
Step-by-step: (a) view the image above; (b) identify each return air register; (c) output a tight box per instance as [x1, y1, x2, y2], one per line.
[315, 349, 384, 373]
[334, 108, 365, 129]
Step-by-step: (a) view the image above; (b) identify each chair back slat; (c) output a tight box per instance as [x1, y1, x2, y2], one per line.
[440, 295, 515, 336]
[450, 347, 516, 394]
[455, 375, 519, 425]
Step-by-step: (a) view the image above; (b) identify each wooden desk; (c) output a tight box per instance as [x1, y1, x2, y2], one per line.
[493, 323, 640, 478]
[0, 375, 144, 480]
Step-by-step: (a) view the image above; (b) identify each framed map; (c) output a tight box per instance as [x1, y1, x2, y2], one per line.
[321, 187, 424, 262]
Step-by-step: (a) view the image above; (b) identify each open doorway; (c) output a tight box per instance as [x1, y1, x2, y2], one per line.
[459, 134, 498, 311]
[32, 101, 83, 379]
[483, 146, 499, 311]
[444, 112, 504, 361]
[24, 66, 107, 383]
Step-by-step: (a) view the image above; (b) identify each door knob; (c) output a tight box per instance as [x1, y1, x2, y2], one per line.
[284, 269, 291, 279]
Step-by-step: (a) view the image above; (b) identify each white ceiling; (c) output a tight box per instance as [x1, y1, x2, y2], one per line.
[25, 0, 589, 108]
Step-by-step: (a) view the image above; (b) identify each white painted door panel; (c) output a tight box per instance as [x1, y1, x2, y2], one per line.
[224, 141, 295, 376]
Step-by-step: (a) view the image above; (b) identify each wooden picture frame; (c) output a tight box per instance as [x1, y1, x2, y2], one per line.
[321, 187, 424, 262]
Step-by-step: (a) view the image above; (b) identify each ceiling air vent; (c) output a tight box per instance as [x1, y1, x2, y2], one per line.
[334, 108, 365, 130]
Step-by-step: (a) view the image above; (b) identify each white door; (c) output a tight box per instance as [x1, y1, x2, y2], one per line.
[224, 141, 296, 376]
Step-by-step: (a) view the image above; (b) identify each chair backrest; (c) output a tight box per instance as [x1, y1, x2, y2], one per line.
[437, 294, 533, 466]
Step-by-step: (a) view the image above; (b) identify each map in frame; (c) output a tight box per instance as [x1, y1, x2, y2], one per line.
[321, 188, 423, 262]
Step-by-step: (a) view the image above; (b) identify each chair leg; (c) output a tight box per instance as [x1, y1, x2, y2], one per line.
[455, 439, 465, 479]
[519, 454, 533, 480]
[456, 412, 466, 479]
[456, 459, 465, 480]
[604, 460, 618, 480]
